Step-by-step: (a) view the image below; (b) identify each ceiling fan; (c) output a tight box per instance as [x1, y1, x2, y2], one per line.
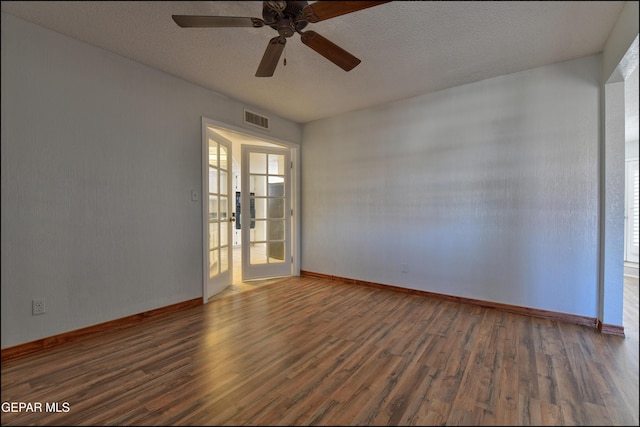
[172, 1, 391, 77]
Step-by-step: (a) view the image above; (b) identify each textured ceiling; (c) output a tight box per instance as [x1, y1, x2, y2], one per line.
[0, 1, 628, 124]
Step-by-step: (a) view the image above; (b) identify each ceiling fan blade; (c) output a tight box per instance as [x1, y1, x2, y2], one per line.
[172, 15, 265, 28]
[300, 31, 361, 72]
[256, 36, 287, 77]
[302, 1, 391, 23]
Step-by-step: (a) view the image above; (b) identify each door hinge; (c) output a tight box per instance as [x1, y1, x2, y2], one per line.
[291, 161, 293, 169]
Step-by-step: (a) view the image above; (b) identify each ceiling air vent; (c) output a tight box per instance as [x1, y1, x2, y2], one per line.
[244, 109, 270, 130]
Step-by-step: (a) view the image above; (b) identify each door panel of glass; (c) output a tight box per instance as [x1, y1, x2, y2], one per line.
[242, 145, 291, 280]
[203, 127, 233, 301]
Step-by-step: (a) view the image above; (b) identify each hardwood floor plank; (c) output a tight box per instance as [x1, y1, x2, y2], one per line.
[390, 362, 437, 425]
[539, 399, 564, 425]
[517, 317, 541, 402]
[518, 395, 543, 426]
[491, 316, 520, 426]
[323, 351, 404, 426]
[368, 330, 438, 425]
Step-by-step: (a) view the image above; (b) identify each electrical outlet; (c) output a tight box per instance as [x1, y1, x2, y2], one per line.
[32, 299, 46, 315]
[401, 263, 409, 273]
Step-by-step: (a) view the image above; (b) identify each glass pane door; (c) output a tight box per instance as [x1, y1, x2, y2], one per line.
[204, 127, 232, 300]
[241, 146, 291, 280]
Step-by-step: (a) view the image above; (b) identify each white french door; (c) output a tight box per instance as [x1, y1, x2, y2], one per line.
[203, 127, 233, 301]
[241, 145, 292, 280]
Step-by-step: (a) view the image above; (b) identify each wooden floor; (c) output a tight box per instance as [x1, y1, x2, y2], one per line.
[1, 275, 638, 426]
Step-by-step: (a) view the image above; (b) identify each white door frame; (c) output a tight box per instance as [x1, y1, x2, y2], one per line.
[625, 157, 639, 263]
[201, 117, 300, 295]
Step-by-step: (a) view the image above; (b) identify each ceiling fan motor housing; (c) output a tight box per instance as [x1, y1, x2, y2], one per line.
[263, 0, 309, 37]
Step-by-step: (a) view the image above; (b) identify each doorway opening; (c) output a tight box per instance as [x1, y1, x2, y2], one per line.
[202, 119, 299, 302]
[623, 56, 639, 338]
[624, 64, 639, 274]
[603, 34, 639, 336]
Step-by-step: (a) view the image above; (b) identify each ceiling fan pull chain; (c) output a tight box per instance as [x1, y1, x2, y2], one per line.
[283, 44, 287, 66]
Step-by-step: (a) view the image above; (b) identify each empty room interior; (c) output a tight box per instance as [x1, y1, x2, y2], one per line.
[1, 1, 639, 426]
